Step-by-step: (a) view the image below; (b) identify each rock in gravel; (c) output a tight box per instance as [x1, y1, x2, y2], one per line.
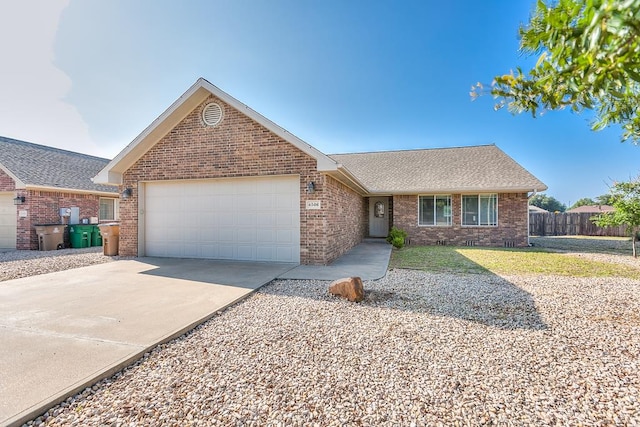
[328, 276, 364, 302]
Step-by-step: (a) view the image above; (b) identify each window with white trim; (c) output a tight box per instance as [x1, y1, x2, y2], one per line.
[419, 195, 452, 226]
[99, 198, 118, 221]
[462, 194, 497, 226]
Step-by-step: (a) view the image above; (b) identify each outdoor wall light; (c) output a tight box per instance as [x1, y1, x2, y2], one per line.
[13, 195, 25, 205]
[307, 181, 315, 193]
[121, 188, 133, 199]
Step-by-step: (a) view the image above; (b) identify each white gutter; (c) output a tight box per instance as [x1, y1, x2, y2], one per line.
[527, 189, 538, 246]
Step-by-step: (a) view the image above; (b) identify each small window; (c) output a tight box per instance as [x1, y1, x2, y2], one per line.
[462, 194, 497, 226]
[99, 198, 118, 221]
[374, 201, 385, 218]
[419, 195, 452, 226]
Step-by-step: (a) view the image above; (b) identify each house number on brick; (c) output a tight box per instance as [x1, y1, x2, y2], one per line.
[306, 200, 321, 210]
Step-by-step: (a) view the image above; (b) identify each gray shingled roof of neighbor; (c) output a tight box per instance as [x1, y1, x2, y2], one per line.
[329, 144, 547, 194]
[0, 136, 117, 193]
[566, 205, 614, 213]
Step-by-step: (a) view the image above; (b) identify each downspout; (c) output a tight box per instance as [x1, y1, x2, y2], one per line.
[527, 189, 538, 246]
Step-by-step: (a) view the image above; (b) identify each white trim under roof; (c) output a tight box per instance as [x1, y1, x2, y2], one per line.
[26, 185, 119, 197]
[94, 78, 342, 185]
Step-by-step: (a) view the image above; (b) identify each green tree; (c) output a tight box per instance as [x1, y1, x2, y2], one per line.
[592, 177, 640, 257]
[529, 193, 567, 212]
[570, 197, 596, 209]
[472, 0, 640, 143]
[595, 193, 615, 205]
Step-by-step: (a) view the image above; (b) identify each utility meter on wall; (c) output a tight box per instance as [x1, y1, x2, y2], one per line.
[60, 208, 72, 217]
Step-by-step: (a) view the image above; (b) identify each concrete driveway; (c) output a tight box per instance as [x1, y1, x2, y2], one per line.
[0, 258, 295, 427]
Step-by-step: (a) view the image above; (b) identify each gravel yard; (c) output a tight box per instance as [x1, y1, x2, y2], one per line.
[5, 241, 639, 426]
[25, 267, 640, 425]
[0, 248, 114, 282]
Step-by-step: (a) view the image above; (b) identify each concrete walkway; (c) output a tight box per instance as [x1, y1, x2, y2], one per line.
[0, 259, 295, 427]
[279, 239, 392, 281]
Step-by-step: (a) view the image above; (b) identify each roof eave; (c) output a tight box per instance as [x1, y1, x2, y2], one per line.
[25, 185, 119, 197]
[365, 185, 548, 195]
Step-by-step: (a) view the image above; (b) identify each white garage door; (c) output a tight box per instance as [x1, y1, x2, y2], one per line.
[144, 176, 300, 262]
[0, 193, 17, 250]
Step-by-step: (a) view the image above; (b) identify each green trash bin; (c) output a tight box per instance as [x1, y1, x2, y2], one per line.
[69, 225, 92, 248]
[91, 225, 103, 246]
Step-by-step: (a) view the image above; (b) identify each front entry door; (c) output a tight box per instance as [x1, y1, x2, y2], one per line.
[369, 197, 389, 237]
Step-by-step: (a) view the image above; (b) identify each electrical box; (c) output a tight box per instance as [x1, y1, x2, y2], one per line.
[69, 207, 80, 225]
[59, 208, 72, 217]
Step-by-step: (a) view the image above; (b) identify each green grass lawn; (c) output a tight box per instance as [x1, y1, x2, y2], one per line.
[390, 245, 640, 279]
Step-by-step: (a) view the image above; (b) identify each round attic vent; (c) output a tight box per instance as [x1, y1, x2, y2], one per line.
[202, 102, 223, 126]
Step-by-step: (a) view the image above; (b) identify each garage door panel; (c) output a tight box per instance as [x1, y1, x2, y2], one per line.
[276, 212, 296, 227]
[144, 176, 300, 262]
[0, 194, 17, 250]
[275, 194, 295, 209]
[236, 194, 254, 210]
[276, 229, 294, 244]
[237, 212, 255, 227]
[256, 229, 276, 243]
[257, 212, 276, 227]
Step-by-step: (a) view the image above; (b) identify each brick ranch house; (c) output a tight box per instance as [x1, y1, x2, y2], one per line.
[0, 136, 119, 250]
[94, 78, 547, 265]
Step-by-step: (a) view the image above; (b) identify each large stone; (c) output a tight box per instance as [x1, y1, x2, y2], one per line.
[328, 277, 364, 302]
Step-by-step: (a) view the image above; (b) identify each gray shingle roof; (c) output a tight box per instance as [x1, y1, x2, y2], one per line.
[0, 136, 117, 193]
[330, 144, 547, 194]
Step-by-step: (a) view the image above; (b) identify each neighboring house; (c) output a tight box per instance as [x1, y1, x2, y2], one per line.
[0, 136, 119, 250]
[529, 205, 549, 213]
[566, 205, 615, 214]
[94, 78, 547, 265]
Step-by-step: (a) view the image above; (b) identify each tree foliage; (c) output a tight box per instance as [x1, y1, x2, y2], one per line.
[472, 0, 640, 143]
[595, 193, 616, 205]
[592, 176, 640, 257]
[529, 193, 567, 211]
[570, 197, 596, 209]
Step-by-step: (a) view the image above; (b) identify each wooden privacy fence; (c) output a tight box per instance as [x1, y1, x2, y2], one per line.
[529, 212, 628, 237]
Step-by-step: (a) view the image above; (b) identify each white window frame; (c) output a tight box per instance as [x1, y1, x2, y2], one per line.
[99, 198, 119, 221]
[461, 193, 498, 227]
[418, 195, 452, 226]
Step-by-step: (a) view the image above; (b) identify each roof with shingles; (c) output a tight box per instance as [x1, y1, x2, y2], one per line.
[329, 144, 547, 194]
[566, 205, 614, 213]
[0, 136, 117, 193]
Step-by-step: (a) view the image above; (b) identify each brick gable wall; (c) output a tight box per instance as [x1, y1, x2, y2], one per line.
[120, 95, 365, 264]
[393, 193, 529, 247]
[0, 168, 16, 191]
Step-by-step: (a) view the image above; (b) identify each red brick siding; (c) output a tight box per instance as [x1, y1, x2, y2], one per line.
[16, 190, 114, 250]
[0, 169, 16, 191]
[322, 176, 367, 263]
[393, 193, 529, 247]
[120, 95, 360, 264]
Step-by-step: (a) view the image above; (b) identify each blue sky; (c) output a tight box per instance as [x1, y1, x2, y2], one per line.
[1, 1, 638, 206]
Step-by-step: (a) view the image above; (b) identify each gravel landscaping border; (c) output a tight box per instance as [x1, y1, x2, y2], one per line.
[5, 242, 639, 425]
[0, 248, 115, 282]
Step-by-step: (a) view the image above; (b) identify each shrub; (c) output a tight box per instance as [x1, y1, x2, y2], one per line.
[387, 227, 408, 249]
